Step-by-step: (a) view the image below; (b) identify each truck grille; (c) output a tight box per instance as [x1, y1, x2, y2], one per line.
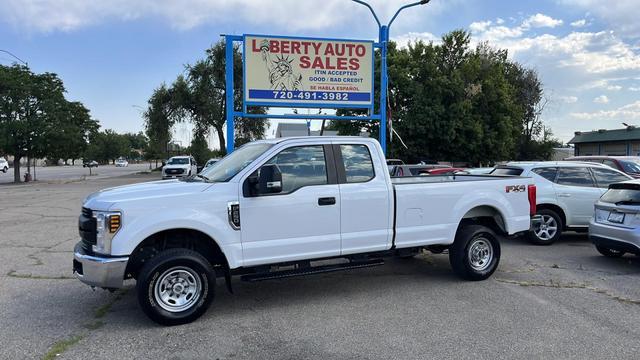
[165, 168, 184, 175]
[79, 207, 96, 253]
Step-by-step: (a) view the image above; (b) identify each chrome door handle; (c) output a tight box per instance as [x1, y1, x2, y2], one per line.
[557, 193, 571, 197]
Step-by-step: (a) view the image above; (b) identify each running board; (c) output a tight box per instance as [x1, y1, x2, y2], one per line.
[240, 259, 384, 282]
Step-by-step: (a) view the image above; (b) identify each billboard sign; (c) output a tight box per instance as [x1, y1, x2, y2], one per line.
[244, 35, 374, 108]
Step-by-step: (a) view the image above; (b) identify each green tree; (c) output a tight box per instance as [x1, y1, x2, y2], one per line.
[145, 40, 268, 158]
[0, 65, 96, 181]
[330, 30, 556, 164]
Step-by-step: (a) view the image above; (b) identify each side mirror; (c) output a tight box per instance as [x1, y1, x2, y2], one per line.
[258, 164, 282, 194]
[244, 164, 283, 197]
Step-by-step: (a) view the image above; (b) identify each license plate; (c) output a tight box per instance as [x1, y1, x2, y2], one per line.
[608, 212, 625, 224]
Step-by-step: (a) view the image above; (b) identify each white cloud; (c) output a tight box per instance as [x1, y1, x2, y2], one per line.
[496, 18, 505, 25]
[606, 85, 623, 91]
[629, 87, 640, 91]
[392, 32, 439, 48]
[522, 13, 563, 29]
[561, 0, 640, 38]
[0, 0, 448, 33]
[469, 20, 492, 32]
[593, 95, 609, 103]
[570, 19, 587, 27]
[571, 100, 640, 120]
[480, 30, 640, 74]
[559, 96, 578, 103]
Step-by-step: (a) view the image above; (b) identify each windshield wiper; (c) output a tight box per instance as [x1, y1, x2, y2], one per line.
[194, 174, 210, 181]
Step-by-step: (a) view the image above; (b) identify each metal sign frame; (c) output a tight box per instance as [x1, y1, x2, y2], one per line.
[225, 33, 385, 155]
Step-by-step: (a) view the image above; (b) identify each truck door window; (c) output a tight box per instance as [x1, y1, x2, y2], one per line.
[340, 144, 374, 183]
[264, 145, 328, 193]
[591, 167, 631, 188]
[556, 167, 595, 187]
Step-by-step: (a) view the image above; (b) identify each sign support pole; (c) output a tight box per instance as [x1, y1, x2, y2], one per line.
[225, 35, 235, 155]
[379, 25, 388, 155]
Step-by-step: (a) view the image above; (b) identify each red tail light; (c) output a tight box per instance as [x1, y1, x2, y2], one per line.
[528, 184, 537, 216]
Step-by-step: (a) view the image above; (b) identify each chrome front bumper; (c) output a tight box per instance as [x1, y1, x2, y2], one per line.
[73, 242, 129, 289]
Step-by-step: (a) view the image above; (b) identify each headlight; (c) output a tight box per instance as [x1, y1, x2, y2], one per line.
[93, 211, 122, 254]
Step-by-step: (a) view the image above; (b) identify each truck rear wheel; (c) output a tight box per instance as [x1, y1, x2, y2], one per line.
[449, 225, 500, 281]
[137, 248, 215, 326]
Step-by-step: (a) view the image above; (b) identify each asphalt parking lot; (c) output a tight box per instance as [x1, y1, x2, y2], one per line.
[1, 173, 639, 359]
[0, 163, 151, 184]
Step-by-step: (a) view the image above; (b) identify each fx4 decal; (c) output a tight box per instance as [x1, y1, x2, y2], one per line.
[505, 185, 526, 193]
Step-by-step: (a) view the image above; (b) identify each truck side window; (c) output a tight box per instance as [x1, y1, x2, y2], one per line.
[556, 167, 595, 187]
[340, 144, 374, 183]
[264, 145, 328, 193]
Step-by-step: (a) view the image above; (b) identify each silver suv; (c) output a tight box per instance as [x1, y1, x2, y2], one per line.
[590, 180, 640, 257]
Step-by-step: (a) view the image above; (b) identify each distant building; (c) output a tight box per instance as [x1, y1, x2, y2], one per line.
[568, 127, 640, 156]
[275, 122, 338, 137]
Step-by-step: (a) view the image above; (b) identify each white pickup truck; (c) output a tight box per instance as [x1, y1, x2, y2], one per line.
[74, 137, 535, 325]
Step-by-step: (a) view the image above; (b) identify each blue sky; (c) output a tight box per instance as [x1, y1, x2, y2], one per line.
[1, 0, 638, 146]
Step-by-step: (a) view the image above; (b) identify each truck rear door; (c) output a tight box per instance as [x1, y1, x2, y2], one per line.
[333, 142, 393, 254]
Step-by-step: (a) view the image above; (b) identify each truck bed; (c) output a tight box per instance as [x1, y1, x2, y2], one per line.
[391, 174, 532, 249]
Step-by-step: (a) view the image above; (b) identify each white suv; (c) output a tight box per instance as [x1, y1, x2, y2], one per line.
[492, 162, 632, 245]
[0, 157, 8, 173]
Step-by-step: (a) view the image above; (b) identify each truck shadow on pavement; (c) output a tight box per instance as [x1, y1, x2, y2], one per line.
[88, 254, 467, 327]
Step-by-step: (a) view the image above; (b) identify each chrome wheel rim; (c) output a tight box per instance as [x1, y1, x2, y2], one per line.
[154, 266, 202, 313]
[468, 237, 494, 271]
[534, 215, 558, 240]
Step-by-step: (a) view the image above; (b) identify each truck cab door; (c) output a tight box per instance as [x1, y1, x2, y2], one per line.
[239, 144, 341, 266]
[334, 143, 393, 254]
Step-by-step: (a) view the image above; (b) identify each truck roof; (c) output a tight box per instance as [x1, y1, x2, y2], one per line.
[252, 136, 373, 145]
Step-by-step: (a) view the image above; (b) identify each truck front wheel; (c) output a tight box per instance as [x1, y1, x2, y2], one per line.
[449, 225, 500, 281]
[137, 248, 215, 326]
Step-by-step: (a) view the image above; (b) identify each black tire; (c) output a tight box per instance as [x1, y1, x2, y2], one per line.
[596, 245, 625, 258]
[137, 248, 215, 326]
[2, 167, 6, 173]
[528, 208, 563, 245]
[449, 225, 501, 281]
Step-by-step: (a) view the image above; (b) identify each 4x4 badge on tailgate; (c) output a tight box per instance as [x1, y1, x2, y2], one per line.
[505, 185, 526, 193]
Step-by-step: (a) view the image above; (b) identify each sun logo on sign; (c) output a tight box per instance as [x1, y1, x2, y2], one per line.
[260, 40, 303, 91]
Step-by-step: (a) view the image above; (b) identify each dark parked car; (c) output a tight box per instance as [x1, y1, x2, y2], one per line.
[565, 156, 640, 178]
[83, 160, 98, 168]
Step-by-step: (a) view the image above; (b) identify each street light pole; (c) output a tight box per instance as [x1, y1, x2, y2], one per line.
[350, 0, 429, 155]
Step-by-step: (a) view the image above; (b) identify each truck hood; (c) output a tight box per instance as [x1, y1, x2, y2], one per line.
[84, 180, 212, 210]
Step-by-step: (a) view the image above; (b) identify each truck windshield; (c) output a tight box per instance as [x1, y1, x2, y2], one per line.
[200, 143, 273, 182]
[168, 158, 189, 165]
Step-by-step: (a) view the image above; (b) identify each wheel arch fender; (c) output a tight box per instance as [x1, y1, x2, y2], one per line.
[112, 215, 241, 270]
